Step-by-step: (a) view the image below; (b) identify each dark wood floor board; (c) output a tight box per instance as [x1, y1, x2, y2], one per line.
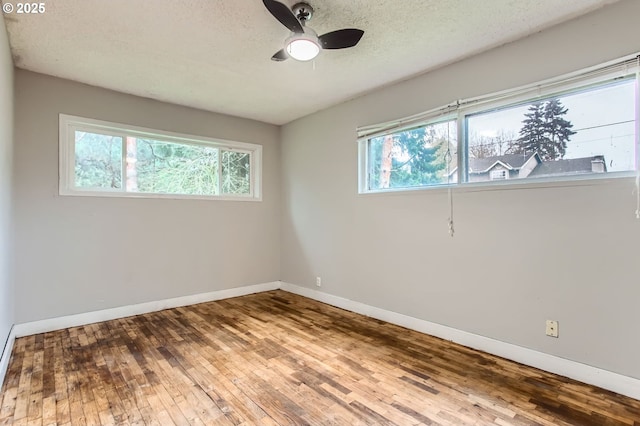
[2, 290, 640, 425]
[12, 336, 35, 423]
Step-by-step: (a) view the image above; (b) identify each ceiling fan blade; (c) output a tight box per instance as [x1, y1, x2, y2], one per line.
[262, 0, 304, 33]
[318, 29, 364, 49]
[271, 49, 289, 61]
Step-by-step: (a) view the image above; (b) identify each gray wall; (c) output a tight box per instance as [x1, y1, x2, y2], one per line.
[0, 14, 14, 358]
[13, 70, 281, 323]
[281, 0, 640, 379]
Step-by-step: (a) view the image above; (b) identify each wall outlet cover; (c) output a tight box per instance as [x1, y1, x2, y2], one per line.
[546, 320, 559, 338]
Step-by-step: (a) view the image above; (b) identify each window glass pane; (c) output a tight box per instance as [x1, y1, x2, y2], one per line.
[62, 114, 261, 199]
[221, 150, 251, 195]
[132, 138, 220, 195]
[467, 79, 636, 183]
[74, 131, 123, 189]
[367, 120, 457, 190]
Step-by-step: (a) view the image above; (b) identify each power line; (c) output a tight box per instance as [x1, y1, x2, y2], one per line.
[572, 119, 634, 132]
[469, 132, 634, 148]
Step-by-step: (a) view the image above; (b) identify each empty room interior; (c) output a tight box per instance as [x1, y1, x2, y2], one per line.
[1, 0, 640, 424]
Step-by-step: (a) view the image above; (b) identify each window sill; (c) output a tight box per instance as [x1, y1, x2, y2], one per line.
[358, 171, 637, 196]
[58, 189, 262, 202]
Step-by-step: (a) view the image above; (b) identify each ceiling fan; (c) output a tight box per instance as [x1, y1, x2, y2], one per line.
[262, 0, 365, 62]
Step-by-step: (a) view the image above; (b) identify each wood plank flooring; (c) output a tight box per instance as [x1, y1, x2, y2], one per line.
[1, 290, 639, 425]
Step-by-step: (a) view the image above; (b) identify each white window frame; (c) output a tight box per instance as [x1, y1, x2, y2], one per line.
[357, 53, 640, 194]
[59, 114, 262, 201]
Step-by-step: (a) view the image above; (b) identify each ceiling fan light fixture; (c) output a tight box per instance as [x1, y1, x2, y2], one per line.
[263, 0, 364, 63]
[285, 34, 320, 61]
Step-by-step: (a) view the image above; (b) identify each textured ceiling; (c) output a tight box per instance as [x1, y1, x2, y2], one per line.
[3, 0, 620, 125]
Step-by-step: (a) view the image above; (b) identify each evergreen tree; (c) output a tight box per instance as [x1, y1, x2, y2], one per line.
[389, 127, 447, 187]
[543, 98, 576, 160]
[368, 126, 449, 189]
[517, 102, 547, 157]
[517, 98, 576, 160]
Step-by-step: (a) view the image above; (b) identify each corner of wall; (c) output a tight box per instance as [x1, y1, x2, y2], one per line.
[0, 325, 16, 390]
[0, 0, 16, 378]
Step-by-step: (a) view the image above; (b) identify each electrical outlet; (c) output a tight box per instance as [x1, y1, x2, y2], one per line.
[546, 320, 559, 338]
[316, 276, 322, 287]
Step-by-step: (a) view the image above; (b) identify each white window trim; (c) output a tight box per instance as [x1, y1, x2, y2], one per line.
[59, 114, 262, 201]
[357, 53, 640, 195]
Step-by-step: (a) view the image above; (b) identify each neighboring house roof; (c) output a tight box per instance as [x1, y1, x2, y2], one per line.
[449, 153, 606, 180]
[469, 153, 539, 173]
[527, 155, 607, 177]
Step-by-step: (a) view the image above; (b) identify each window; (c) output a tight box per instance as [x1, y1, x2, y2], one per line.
[358, 54, 639, 193]
[490, 169, 508, 180]
[365, 120, 457, 191]
[466, 79, 636, 183]
[60, 115, 262, 200]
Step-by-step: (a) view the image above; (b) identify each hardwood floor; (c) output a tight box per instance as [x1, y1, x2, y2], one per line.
[1, 291, 639, 425]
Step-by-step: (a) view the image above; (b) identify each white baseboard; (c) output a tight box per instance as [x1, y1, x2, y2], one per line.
[13, 281, 280, 338]
[280, 282, 640, 401]
[0, 325, 16, 392]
